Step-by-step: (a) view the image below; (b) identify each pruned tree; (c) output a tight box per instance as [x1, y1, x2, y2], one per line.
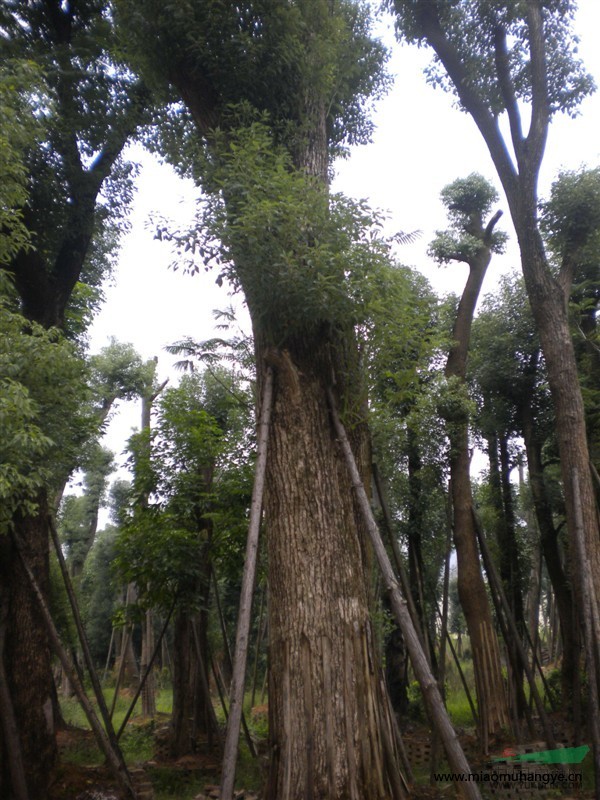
[430, 174, 510, 741]
[0, 3, 150, 794]
[117, 1, 412, 795]
[391, 0, 600, 691]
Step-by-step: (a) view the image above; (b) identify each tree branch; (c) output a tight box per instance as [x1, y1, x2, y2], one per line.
[493, 24, 523, 156]
[483, 209, 503, 246]
[525, 0, 550, 177]
[410, 0, 519, 197]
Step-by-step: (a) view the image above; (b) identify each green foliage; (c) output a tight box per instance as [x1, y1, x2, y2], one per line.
[392, 0, 595, 119]
[0, 291, 92, 532]
[0, 59, 43, 264]
[542, 167, 600, 268]
[429, 173, 507, 265]
[1, 0, 148, 329]
[115, 370, 253, 610]
[469, 272, 551, 442]
[163, 119, 403, 345]
[80, 526, 119, 664]
[118, 0, 389, 156]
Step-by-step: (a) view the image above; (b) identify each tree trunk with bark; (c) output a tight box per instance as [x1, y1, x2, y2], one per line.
[262, 336, 405, 799]
[443, 216, 510, 741]
[398, 0, 600, 689]
[0, 498, 57, 799]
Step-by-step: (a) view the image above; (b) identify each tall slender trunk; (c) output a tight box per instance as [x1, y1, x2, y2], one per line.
[445, 239, 510, 741]
[519, 400, 578, 705]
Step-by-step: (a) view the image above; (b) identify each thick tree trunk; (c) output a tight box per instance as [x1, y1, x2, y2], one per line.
[449, 430, 510, 741]
[170, 607, 218, 757]
[401, 0, 600, 712]
[0, 497, 57, 800]
[519, 232, 600, 640]
[262, 337, 405, 800]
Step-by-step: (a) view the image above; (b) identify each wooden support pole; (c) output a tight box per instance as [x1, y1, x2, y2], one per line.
[473, 510, 557, 748]
[212, 567, 257, 758]
[13, 534, 137, 800]
[572, 469, 600, 800]
[117, 604, 175, 740]
[49, 517, 131, 760]
[220, 367, 273, 800]
[328, 389, 481, 800]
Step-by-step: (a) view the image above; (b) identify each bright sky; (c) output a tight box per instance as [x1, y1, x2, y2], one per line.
[88, 4, 600, 505]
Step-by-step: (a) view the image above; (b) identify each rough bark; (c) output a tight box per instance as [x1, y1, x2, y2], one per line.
[166, 7, 407, 792]
[170, 608, 219, 757]
[0, 498, 56, 800]
[444, 231, 510, 741]
[263, 337, 405, 800]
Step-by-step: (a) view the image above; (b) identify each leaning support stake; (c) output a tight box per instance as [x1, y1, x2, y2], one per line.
[49, 518, 133, 768]
[220, 367, 274, 800]
[117, 603, 176, 740]
[572, 469, 600, 800]
[13, 534, 137, 800]
[328, 388, 481, 800]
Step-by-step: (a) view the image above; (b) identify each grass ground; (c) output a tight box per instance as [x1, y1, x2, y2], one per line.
[54, 673, 596, 799]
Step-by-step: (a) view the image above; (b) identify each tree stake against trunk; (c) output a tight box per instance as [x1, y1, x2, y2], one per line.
[220, 367, 274, 800]
[328, 387, 481, 800]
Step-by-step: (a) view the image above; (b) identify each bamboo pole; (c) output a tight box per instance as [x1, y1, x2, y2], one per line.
[328, 389, 481, 800]
[212, 567, 257, 758]
[372, 464, 429, 656]
[49, 518, 130, 757]
[473, 510, 556, 746]
[13, 534, 137, 800]
[572, 468, 600, 800]
[430, 521, 452, 781]
[220, 367, 273, 800]
[117, 604, 175, 740]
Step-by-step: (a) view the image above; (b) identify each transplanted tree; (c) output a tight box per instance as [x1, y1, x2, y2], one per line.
[391, 0, 600, 680]
[430, 173, 510, 740]
[117, 1, 413, 796]
[0, 282, 90, 798]
[0, 4, 150, 795]
[470, 275, 577, 707]
[541, 167, 600, 472]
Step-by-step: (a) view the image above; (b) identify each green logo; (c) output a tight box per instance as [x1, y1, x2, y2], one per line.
[492, 745, 590, 765]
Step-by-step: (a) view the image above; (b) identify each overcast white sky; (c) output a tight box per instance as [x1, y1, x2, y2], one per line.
[87, 4, 600, 503]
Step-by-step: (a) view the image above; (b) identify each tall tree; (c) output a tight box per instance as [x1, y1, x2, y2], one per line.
[391, 0, 600, 675]
[471, 274, 578, 707]
[430, 174, 510, 739]
[0, 5, 149, 795]
[118, 1, 410, 795]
